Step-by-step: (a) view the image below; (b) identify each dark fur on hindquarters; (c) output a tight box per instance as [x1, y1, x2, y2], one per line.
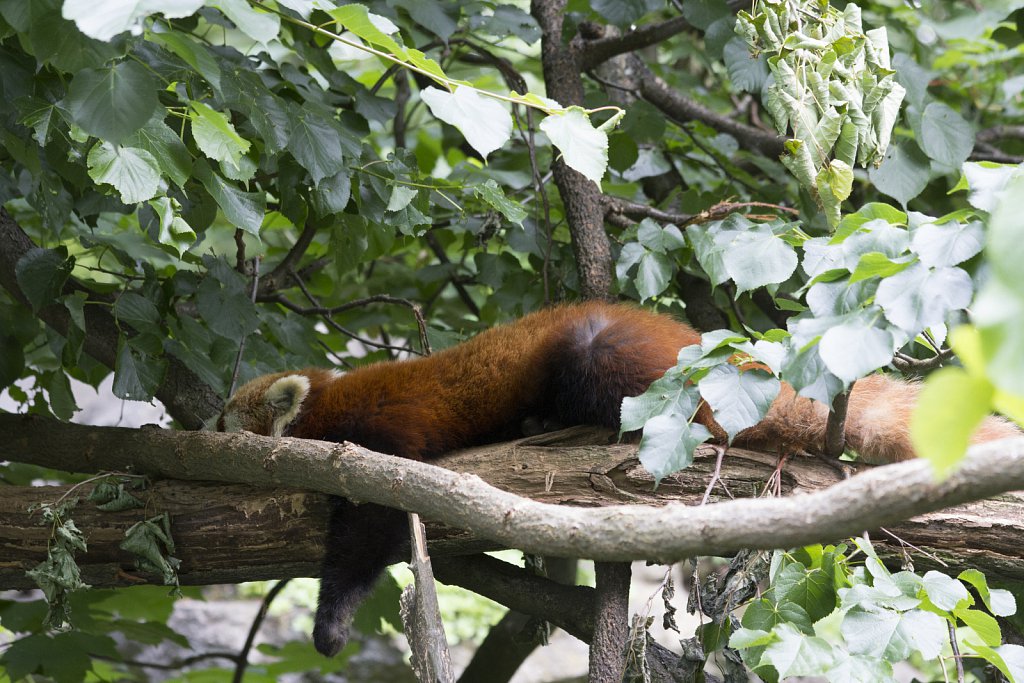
[313, 498, 408, 657]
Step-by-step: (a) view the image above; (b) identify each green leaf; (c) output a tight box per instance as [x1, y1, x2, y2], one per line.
[921, 570, 970, 612]
[635, 252, 673, 301]
[698, 364, 780, 443]
[16, 247, 74, 312]
[825, 653, 896, 683]
[910, 219, 983, 268]
[637, 219, 686, 254]
[970, 643, 1024, 683]
[86, 142, 162, 204]
[620, 371, 698, 433]
[958, 161, 1024, 212]
[592, 0, 661, 25]
[191, 102, 251, 169]
[148, 30, 222, 93]
[722, 224, 799, 294]
[818, 314, 894, 383]
[876, 263, 972, 334]
[473, 180, 527, 226]
[195, 271, 261, 341]
[288, 108, 347, 187]
[123, 118, 192, 189]
[113, 292, 161, 331]
[539, 108, 609, 186]
[919, 102, 974, 168]
[193, 160, 265, 235]
[112, 336, 166, 402]
[422, 85, 512, 161]
[215, 0, 280, 43]
[955, 606, 1002, 646]
[848, 252, 913, 284]
[64, 61, 159, 144]
[869, 141, 931, 208]
[911, 367, 994, 475]
[328, 4, 406, 56]
[310, 171, 353, 216]
[389, 0, 457, 41]
[761, 623, 835, 678]
[774, 562, 837, 624]
[62, 0, 203, 41]
[637, 416, 712, 483]
[958, 568, 1017, 617]
[45, 371, 78, 421]
[841, 607, 945, 661]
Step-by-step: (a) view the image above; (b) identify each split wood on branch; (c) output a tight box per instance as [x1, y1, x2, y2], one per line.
[3, 415, 1024, 567]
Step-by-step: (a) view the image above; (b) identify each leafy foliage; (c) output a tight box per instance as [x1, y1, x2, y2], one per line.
[1, 0, 1024, 679]
[730, 539, 1022, 683]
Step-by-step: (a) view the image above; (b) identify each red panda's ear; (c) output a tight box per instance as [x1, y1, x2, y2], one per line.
[266, 375, 310, 436]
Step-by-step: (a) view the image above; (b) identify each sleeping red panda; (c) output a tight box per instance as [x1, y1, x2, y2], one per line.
[216, 301, 1018, 657]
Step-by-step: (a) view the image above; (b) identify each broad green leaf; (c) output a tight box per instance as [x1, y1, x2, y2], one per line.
[386, 185, 418, 212]
[390, 0, 457, 41]
[64, 62, 158, 144]
[637, 416, 712, 483]
[958, 568, 1017, 617]
[45, 371, 78, 420]
[539, 108, 609, 186]
[724, 36, 769, 93]
[86, 142, 162, 204]
[781, 344, 844, 405]
[421, 86, 512, 161]
[848, 252, 913, 283]
[123, 118, 192, 188]
[637, 219, 686, 254]
[149, 197, 196, 255]
[970, 643, 1024, 683]
[592, 0, 661, 26]
[195, 272, 261, 341]
[910, 219, 983, 268]
[869, 141, 930, 207]
[328, 4, 406, 56]
[191, 102, 250, 169]
[761, 623, 835, 678]
[958, 162, 1024, 212]
[148, 30, 222, 93]
[919, 102, 974, 168]
[698, 363, 780, 442]
[193, 161, 265, 235]
[310, 171, 353, 216]
[818, 314, 894, 383]
[288, 108, 346, 187]
[841, 607, 945, 661]
[619, 372, 698, 433]
[113, 292, 161, 331]
[473, 180, 527, 226]
[62, 0, 203, 41]
[15, 247, 74, 312]
[773, 563, 837, 624]
[635, 252, 673, 301]
[729, 627, 776, 650]
[214, 0, 280, 43]
[825, 653, 896, 683]
[911, 367, 994, 474]
[987, 173, 1024, 300]
[955, 607, 1002, 646]
[112, 336, 166, 402]
[721, 226, 799, 294]
[742, 598, 814, 635]
[876, 263, 972, 334]
[806, 279, 877, 317]
[921, 570, 970, 612]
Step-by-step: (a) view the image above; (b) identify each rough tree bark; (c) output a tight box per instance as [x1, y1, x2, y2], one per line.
[3, 420, 1024, 589]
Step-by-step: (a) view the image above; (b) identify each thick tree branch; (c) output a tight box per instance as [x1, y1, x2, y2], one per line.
[590, 562, 631, 682]
[531, 0, 613, 299]
[629, 56, 786, 157]
[3, 416, 1024, 567]
[0, 209, 221, 429]
[578, 16, 694, 72]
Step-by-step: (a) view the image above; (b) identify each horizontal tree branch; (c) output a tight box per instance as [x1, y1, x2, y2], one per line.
[577, 16, 694, 72]
[3, 416, 1024, 571]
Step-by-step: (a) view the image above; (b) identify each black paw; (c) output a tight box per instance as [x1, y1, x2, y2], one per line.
[312, 617, 351, 657]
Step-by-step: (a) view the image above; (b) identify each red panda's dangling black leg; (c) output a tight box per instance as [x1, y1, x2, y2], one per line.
[313, 498, 408, 657]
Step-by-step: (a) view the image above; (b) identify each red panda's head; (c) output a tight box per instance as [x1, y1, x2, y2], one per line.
[216, 372, 311, 436]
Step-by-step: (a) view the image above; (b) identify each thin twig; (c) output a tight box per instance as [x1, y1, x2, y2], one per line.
[701, 445, 728, 506]
[892, 348, 955, 374]
[232, 579, 291, 683]
[948, 620, 965, 683]
[228, 258, 260, 397]
[877, 527, 950, 568]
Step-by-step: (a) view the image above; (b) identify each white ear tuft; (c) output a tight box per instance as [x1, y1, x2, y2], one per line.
[266, 375, 311, 436]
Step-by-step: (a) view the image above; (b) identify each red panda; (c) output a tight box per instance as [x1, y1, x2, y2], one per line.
[216, 301, 1018, 656]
